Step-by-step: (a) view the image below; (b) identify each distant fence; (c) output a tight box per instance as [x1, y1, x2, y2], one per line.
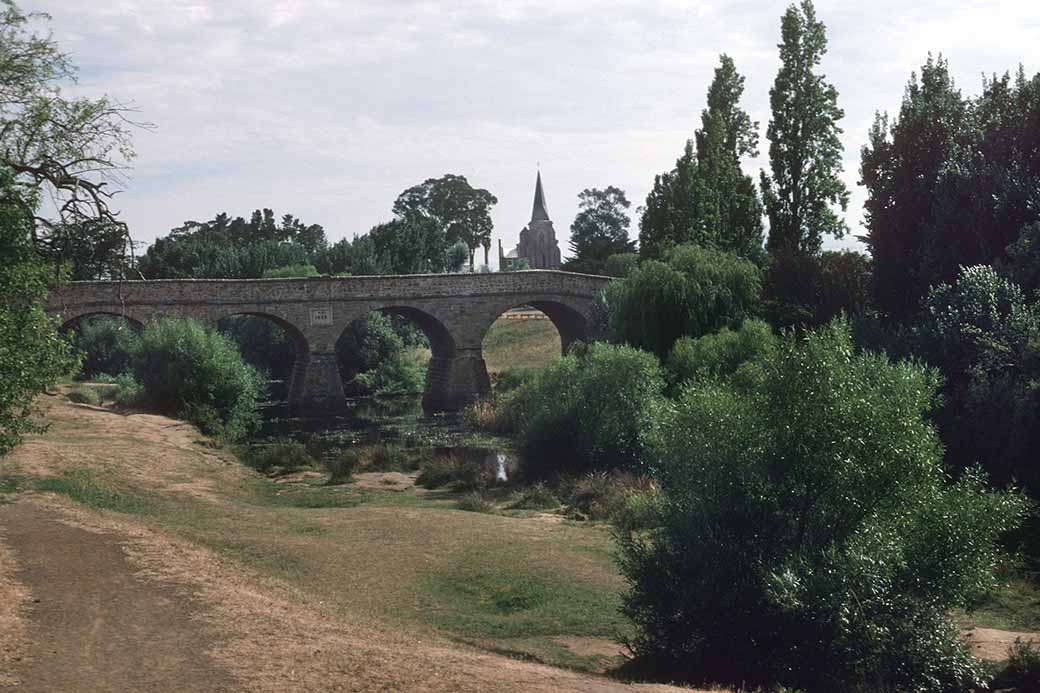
[501, 308, 550, 321]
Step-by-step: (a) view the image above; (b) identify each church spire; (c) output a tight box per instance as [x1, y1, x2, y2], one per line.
[531, 169, 550, 222]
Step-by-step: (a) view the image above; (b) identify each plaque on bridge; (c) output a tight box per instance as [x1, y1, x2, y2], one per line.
[309, 307, 332, 325]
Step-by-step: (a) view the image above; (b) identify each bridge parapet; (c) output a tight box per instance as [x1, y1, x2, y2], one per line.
[47, 271, 611, 413]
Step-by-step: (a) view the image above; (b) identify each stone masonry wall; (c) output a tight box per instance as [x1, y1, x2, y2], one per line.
[46, 270, 612, 413]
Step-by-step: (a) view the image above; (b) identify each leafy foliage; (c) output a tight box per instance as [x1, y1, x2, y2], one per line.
[139, 210, 326, 279]
[862, 58, 1040, 318]
[665, 319, 775, 389]
[130, 318, 265, 441]
[510, 343, 665, 477]
[640, 55, 763, 261]
[760, 1, 849, 254]
[763, 249, 872, 328]
[916, 265, 1040, 493]
[606, 244, 761, 358]
[564, 187, 635, 274]
[0, 1, 139, 277]
[619, 319, 1029, 691]
[393, 174, 497, 269]
[0, 169, 78, 455]
[72, 315, 140, 379]
[336, 311, 428, 395]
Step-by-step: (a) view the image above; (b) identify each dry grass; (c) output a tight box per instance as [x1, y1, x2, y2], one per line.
[0, 391, 695, 692]
[482, 316, 562, 375]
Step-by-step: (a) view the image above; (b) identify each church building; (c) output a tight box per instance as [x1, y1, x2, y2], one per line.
[499, 170, 562, 270]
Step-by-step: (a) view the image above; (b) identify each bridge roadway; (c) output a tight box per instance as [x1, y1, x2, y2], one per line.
[46, 270, 611, 412]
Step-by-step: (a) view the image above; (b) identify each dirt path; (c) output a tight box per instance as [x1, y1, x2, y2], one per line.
[0, 502, 234, 692]
[0, 395, 692, 692]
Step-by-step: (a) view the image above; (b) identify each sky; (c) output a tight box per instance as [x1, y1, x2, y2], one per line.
[31, 0, 1040, 266]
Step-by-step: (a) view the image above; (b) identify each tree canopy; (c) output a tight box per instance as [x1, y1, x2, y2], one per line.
[640, 55, 763, 262]
[138, 210, 327, 279]
[393, 174, 497, 269]
[862, 57, 1040, 317]
[564, 186, 635, 274]
[760, 0, 848, 255]
[0, 1, 143, 277]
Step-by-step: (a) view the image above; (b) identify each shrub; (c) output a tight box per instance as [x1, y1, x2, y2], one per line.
[457, 491, 496, 514]
[415, 455, 461, 489]
[763, 249, 872, 329]
[73, 316, 139, 379]
[356, 351, 425, 395]
[217, 315, 296, 383]
[337, 311, 428, 394]
[513, 342, 664, 476]
[993, 639, 1040, 690]
[416, 453, 487, 490]
[917, 265, 1040, 494]
[509, 482, 560, 510]
[568, 471, 629, 521]
[490, 368, 537, 394]
[618, 319, 1030, 691]
[67, 384, 101, 405]
[111, 372, 142, 406]
[325, 450, 359, 485]
[130, 318, 265, 441]
[666, 319, 775, 389]
[605, 243, 761, 358]
[366, 443, 411, 471]
[241, 441, 315, 475]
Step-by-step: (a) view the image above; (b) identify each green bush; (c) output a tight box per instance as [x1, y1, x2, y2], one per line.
[73, 315, 139, 379]
[130, 318, 265, 441]
[666, 319, 775, 389]
[605, 243, 761, 358]
[618, 319, 1029, 691]
[512, 342, 664, 476]
[509, 482, 560, 510]
[416, 453, 487, 490]
[325, 450, 359, 485]
[241, 441, 316, 475]
[568, 471, 629, 521]
[67, 384, 101, 405]
[457, 491, 496, 514]
[356, 351, 425, 395]
[337, 311, 428, 395]
[111, 372, 142, 406]
[993, 638, 1040, 690]
[917, 265, 1040, 495]
[365, 443, 412, 471]
[416, 455, 461, 489]
[217, 315, 296, 383]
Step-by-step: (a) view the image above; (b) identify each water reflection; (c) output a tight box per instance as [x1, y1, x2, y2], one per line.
[255, 394, 518, 479]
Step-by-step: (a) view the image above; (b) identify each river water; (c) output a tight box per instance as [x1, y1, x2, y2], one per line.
[255, 393, 520, 480]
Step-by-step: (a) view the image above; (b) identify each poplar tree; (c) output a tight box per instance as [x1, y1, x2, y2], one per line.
[760, 0, 848, 255]
[639, 55, 763, 261]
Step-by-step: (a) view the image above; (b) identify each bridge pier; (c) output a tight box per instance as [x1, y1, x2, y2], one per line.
[422, 349, 491, 412]
[288, 350, 347, 415]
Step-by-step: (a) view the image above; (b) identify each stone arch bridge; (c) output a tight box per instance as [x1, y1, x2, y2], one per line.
[46, 271, 610, 413]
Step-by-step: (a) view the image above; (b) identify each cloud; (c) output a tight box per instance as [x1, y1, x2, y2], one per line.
[29, 0, 1040, 259]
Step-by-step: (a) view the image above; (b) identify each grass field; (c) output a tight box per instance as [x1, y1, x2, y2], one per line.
[482, 314, 562, 376]
[2, 392, 630, 676]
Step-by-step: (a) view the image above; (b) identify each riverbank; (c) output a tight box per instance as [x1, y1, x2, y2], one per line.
[0, 389, 693, 692]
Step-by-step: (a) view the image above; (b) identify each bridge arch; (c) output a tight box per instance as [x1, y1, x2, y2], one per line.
[44, 271, 613, 413]
[214, 311, 311, 405]
[58, 310, 143, 333]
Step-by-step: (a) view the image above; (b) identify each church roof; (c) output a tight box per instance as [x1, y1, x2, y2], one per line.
[531, 170, 550, 223]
